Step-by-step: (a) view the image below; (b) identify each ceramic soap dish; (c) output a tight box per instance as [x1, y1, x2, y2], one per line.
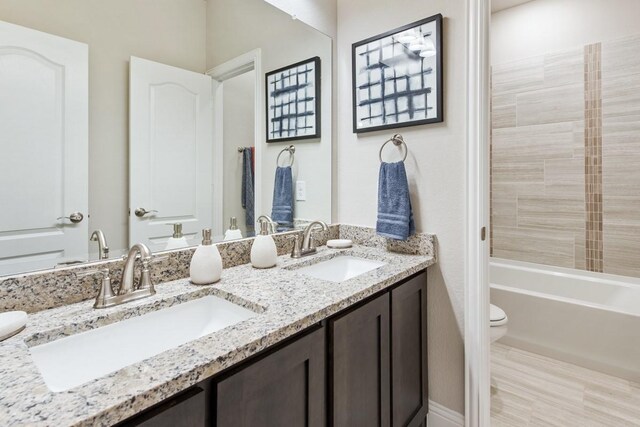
[0, 311, 27, 342]
[327, 239, 353, 249]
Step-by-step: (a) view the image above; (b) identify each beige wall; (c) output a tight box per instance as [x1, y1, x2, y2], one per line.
[0, 0, 207, 254]
[491, 0, 640, 277]
[223, 71, 256, 237]
[336, 0, 466, 414]
[207, 0, 332, 225]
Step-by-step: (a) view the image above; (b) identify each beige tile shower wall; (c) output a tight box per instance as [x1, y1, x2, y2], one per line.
[492, 34, 640, 278]
[602, 35, 640, 278]
[490, 47, 587, 270]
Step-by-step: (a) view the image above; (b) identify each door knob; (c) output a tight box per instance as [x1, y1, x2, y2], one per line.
[57, 212, 84, 224]
[134, 208, 158, 218]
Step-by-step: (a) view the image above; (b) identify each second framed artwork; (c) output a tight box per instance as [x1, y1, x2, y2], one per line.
[266, 56, 321, 143]
[352, 14, 443, 133]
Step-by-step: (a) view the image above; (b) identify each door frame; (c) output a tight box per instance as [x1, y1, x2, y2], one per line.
[206, 49, 263, 238]
[465, 0, 491, 426]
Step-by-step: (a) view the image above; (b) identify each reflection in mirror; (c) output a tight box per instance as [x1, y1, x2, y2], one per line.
[0, 0, 332, 277]
[223, 71, 256, 240]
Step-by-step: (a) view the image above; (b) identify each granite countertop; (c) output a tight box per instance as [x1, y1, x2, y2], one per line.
[0, 244, 435, 426]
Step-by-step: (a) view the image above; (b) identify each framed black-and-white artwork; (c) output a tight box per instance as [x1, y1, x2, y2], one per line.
[352, 14, 443, 133]
[266, 56, 321, 143]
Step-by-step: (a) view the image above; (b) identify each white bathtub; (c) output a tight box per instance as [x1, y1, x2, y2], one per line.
[490, 258, 640, 382]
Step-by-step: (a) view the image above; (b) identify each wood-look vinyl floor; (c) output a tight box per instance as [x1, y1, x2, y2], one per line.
[491, 342, 640, 426]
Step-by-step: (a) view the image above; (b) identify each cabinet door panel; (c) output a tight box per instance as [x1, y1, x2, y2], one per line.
[332, 293, 391, 427]
[391, 272, 428, 426]
[123, 387, 206, 427]
[216, 327, 325, 427]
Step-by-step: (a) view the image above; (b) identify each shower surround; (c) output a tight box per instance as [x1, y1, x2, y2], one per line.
[490, 34, 640, 278]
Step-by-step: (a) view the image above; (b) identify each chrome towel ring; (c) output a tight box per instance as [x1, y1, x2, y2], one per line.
[379, 134, 408, 163]
[277, 145, 295, 167]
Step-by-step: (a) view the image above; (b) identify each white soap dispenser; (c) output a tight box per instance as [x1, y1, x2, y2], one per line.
[190, 228, 223, 285]
[165, 223, 189, 250]
[224, 217, 243, 241]
[250, 220, 277, 269]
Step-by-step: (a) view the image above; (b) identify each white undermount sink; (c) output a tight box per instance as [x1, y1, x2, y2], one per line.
[29, 295, 257, 392]
[296, 255, 386, 283]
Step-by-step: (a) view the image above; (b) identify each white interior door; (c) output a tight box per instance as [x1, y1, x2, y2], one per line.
[129, 57, 213, 250]
[0, 21, 88, 274]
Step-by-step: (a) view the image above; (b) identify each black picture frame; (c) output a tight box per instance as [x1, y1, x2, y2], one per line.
[265, 56, 321, 143]
[352, 14, 443, 134]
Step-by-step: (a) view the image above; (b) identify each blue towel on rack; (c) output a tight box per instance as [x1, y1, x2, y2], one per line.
[376, 161, 415, 241]
[271, 166, 294, 228]
[241, 148, 255, 229]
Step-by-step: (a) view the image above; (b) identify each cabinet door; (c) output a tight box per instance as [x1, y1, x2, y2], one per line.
[121, 387, 206, 427]
[216, 327, 325, 427]
[331, 293, 391, 427]
[391, 272, 428, 427]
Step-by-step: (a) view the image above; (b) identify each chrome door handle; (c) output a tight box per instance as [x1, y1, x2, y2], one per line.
[57, 212, 84, 224]
[134, 208, 158, 217]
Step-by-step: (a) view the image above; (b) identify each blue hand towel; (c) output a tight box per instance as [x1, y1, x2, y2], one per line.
[271, 166, 294, 228]
[376, 161, 415, 241]
[241, 148, 255, 229]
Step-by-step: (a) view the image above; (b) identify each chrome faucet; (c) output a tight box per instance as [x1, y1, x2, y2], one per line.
[90, 230, 110, 259]
[81, 243, 157, 309]
[291, 221, 329, 258]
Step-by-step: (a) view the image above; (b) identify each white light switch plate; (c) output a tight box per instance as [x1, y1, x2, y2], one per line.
[296, 181, 306, 201]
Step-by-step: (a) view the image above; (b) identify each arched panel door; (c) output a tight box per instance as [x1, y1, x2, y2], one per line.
[0, 21, 88, 274]
[129, 56, 213, 249]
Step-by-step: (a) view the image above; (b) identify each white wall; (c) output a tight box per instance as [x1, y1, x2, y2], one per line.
[207, 0, 332, 225]
[0, 0, 207, 254]
[336, 0, 466, 414]
[223, 71, 256, 237]
[492, 0, 640, 65]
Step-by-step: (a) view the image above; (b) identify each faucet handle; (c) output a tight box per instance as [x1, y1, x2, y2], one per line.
[77, 269, 116, 309]
[291, 235, 302, 258]
[138, 257, 156, 294]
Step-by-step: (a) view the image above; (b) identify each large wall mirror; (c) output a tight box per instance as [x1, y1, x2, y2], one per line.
[0, 0, 332, 276]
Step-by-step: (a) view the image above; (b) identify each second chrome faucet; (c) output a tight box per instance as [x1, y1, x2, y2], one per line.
[291, 221, 329, 258]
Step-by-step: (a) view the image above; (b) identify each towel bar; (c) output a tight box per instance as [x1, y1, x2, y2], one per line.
[276, 145, 295, 167]
[379, 134, 408, 163]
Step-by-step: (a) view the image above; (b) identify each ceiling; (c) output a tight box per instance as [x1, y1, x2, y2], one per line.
[492, 0, 535, 13]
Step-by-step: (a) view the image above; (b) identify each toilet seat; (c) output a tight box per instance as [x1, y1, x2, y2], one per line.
[490, 304, 508, 327]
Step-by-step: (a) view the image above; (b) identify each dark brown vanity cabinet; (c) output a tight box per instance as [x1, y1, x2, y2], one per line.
[121, 271, 427, 427]
[215, 326, 326, 427]
[330, 271, 428, 427]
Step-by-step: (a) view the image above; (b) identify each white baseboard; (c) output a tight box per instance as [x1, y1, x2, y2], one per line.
[427, 400, 464, 427]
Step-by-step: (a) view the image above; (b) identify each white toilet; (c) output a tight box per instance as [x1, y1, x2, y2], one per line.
[490, 304, 508, 343]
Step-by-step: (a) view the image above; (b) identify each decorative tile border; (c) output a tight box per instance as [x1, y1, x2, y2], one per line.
[584, 43, 604, 272]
